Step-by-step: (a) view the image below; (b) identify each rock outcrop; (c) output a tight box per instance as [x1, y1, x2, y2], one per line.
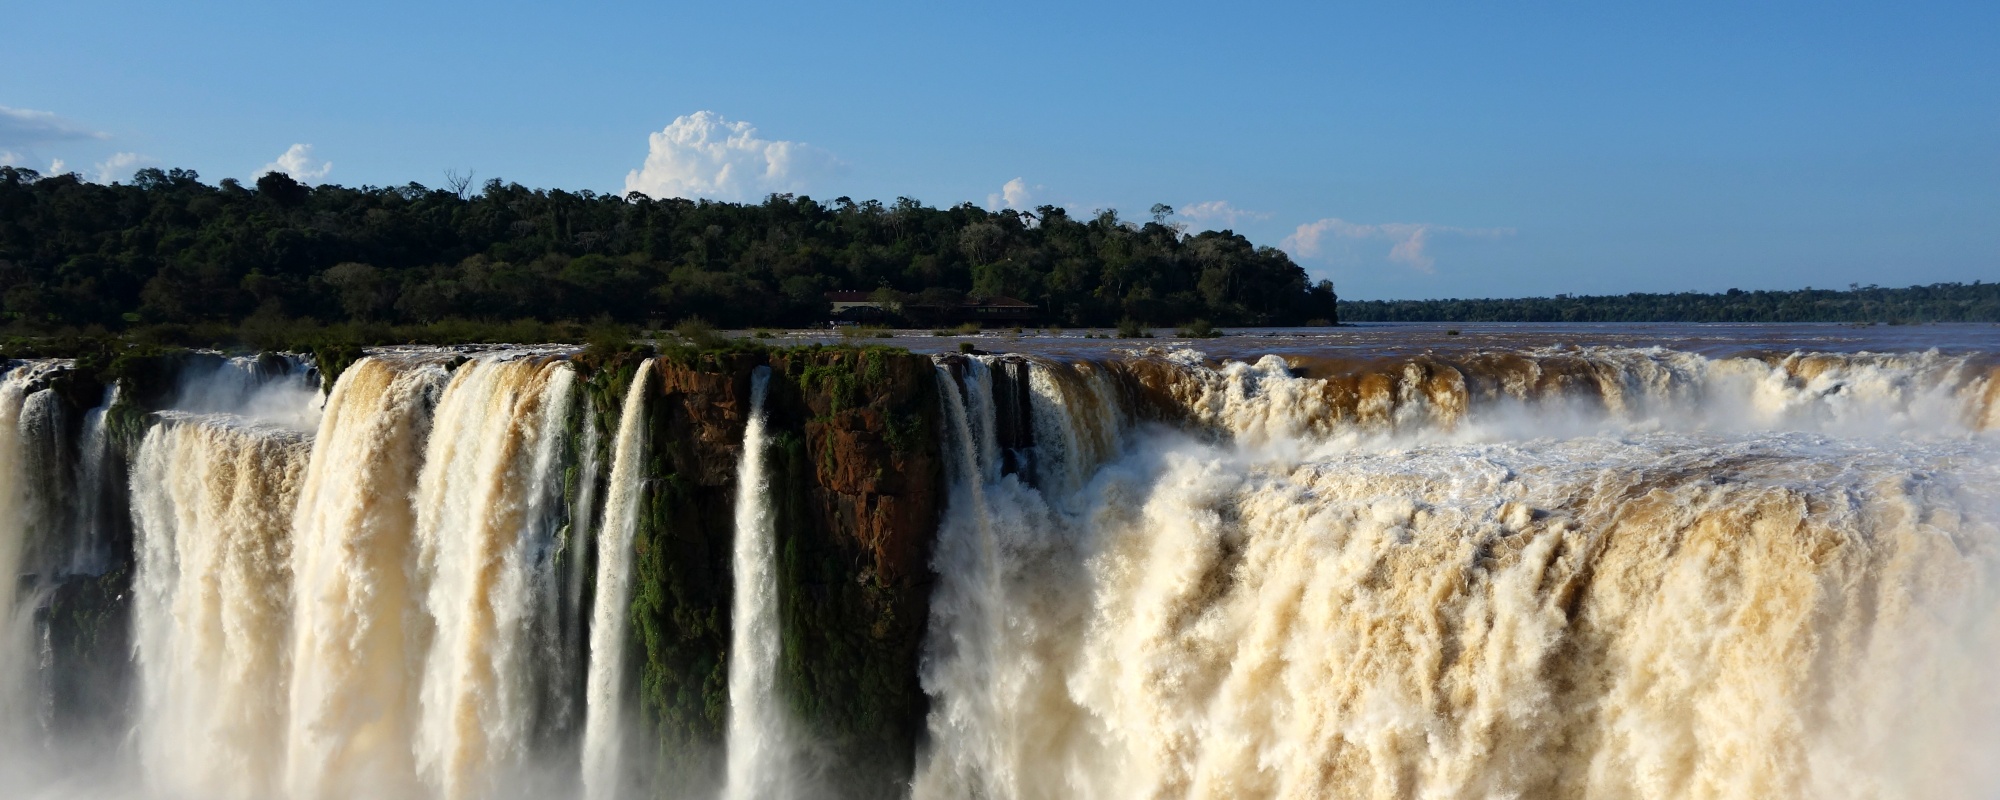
[607, 345, 942, 798]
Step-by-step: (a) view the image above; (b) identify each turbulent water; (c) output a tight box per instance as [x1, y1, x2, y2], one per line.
[131, 413, 312, 799]
[915, 347, 2000, 800]
[411, 357, 578, 800]
[0, 369, 45, 742]
[0, 330, 1997, 799]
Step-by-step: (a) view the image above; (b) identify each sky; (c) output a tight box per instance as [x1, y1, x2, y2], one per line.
[2, 1, 1995, 301]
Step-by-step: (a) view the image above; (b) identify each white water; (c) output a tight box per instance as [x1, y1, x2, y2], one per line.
[0, 369, 39, 740]
[169, 354, 324, 431]
[722, 365, 793, 800]
[5, 342, 2000, 799]
[98, 352, 620, 800]
[68, 385, 117, 576]
[285, 356, 449, 800]
[582, 359, 654, 800]
[131, 414, 313, 799]
[411, 357, 577, 800]
[915, 349, 2000, 800]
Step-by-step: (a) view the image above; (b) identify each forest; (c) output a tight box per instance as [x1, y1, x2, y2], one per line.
[1340, 282, 2000, 323]
[0, 166, 1338, 345]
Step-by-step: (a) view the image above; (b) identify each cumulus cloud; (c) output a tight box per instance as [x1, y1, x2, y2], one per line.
[986, 177, 1037, 211]
[623, 111, 840, 202]
[1177, 200, 1272, 228]
[0, 106, 107, 148]
[261, 143, 332, 182]
[1282, 218, 1514, 273]
[93, 152, 154, 183]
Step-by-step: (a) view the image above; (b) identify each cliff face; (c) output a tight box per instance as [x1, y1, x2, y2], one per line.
[615, 346, 941, 797]
[769, 348, 940, 796]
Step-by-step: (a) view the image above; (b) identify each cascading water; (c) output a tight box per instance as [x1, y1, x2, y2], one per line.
[0, 369, 39, 738]
[914, 348, 2000, 800]
[722, 365, 793, 800]
[69, 385, 119, 575]
[285, 356, 450, 800]
[411, 356, 578, 800]
[168, 353, 325, 431]
[2, 338, 1998, 799]
[562, 379, 605, 734]
[131, 414, 313, 800]
[583, 358, 654, 800]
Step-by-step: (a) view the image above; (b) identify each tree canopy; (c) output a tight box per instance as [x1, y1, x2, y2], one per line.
[0, 167, 1338, 333]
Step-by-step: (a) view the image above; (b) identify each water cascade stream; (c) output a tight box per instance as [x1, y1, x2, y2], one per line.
[0, 370, 40, 740]
[912, 349, 2000, 800]
[411, 356, 578, 800]
[583, 358, 655, 800]
[722, 365, 793, 800]
[132, 414, 312, 799]
[284, 356, 451, 800]
[0, 341, 1996, 799]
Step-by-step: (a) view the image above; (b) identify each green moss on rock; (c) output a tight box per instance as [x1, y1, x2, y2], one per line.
[605, 344, 943, 795]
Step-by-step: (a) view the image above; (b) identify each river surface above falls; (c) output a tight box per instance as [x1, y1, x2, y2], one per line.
[747, 321, 2000, 360]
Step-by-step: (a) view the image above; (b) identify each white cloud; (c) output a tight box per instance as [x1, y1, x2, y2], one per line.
[1281, 218, 1514, 273]
[1177, 200, 1272, 229]
[48, 158, 66, 174]
[986, 177, 1037, 211]
[0, 106, 107, 148]
[93, 152, 153, 183]
[623, 111, 839, 202]
[0, 151, 19, 167]
[261, 143, 332, 182]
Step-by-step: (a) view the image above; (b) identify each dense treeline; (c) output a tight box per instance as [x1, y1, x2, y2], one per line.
[1341, 282, 2000, 323]
[0, 166, 1337, 338]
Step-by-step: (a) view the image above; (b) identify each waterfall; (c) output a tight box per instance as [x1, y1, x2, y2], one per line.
[411, 357, 577, 800]
[169, 353, 324, 431]
[0, 341, 1995, 799]
[19, 387, 71, 582]
[131, 414, 312, 799]
[913, 357, 1094, 799]
[554, 365, 604, 752]
[722, 365, 792, 800]
[569, 398, 606, 621]
[285, 356, 448, 800]
[0, 370, 37, 737]
[912, 349, 2000, 800]
[69, 385, 118, 575]
[582, 358, 654, 800]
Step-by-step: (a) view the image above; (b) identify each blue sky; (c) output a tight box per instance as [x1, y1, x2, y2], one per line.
[3, 1, 1995, 300]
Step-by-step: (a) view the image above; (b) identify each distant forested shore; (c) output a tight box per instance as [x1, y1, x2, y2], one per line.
[1340, 282, 2000, 324]
[5, 166, 1987, 351]
[0, 166, 1337, 345]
